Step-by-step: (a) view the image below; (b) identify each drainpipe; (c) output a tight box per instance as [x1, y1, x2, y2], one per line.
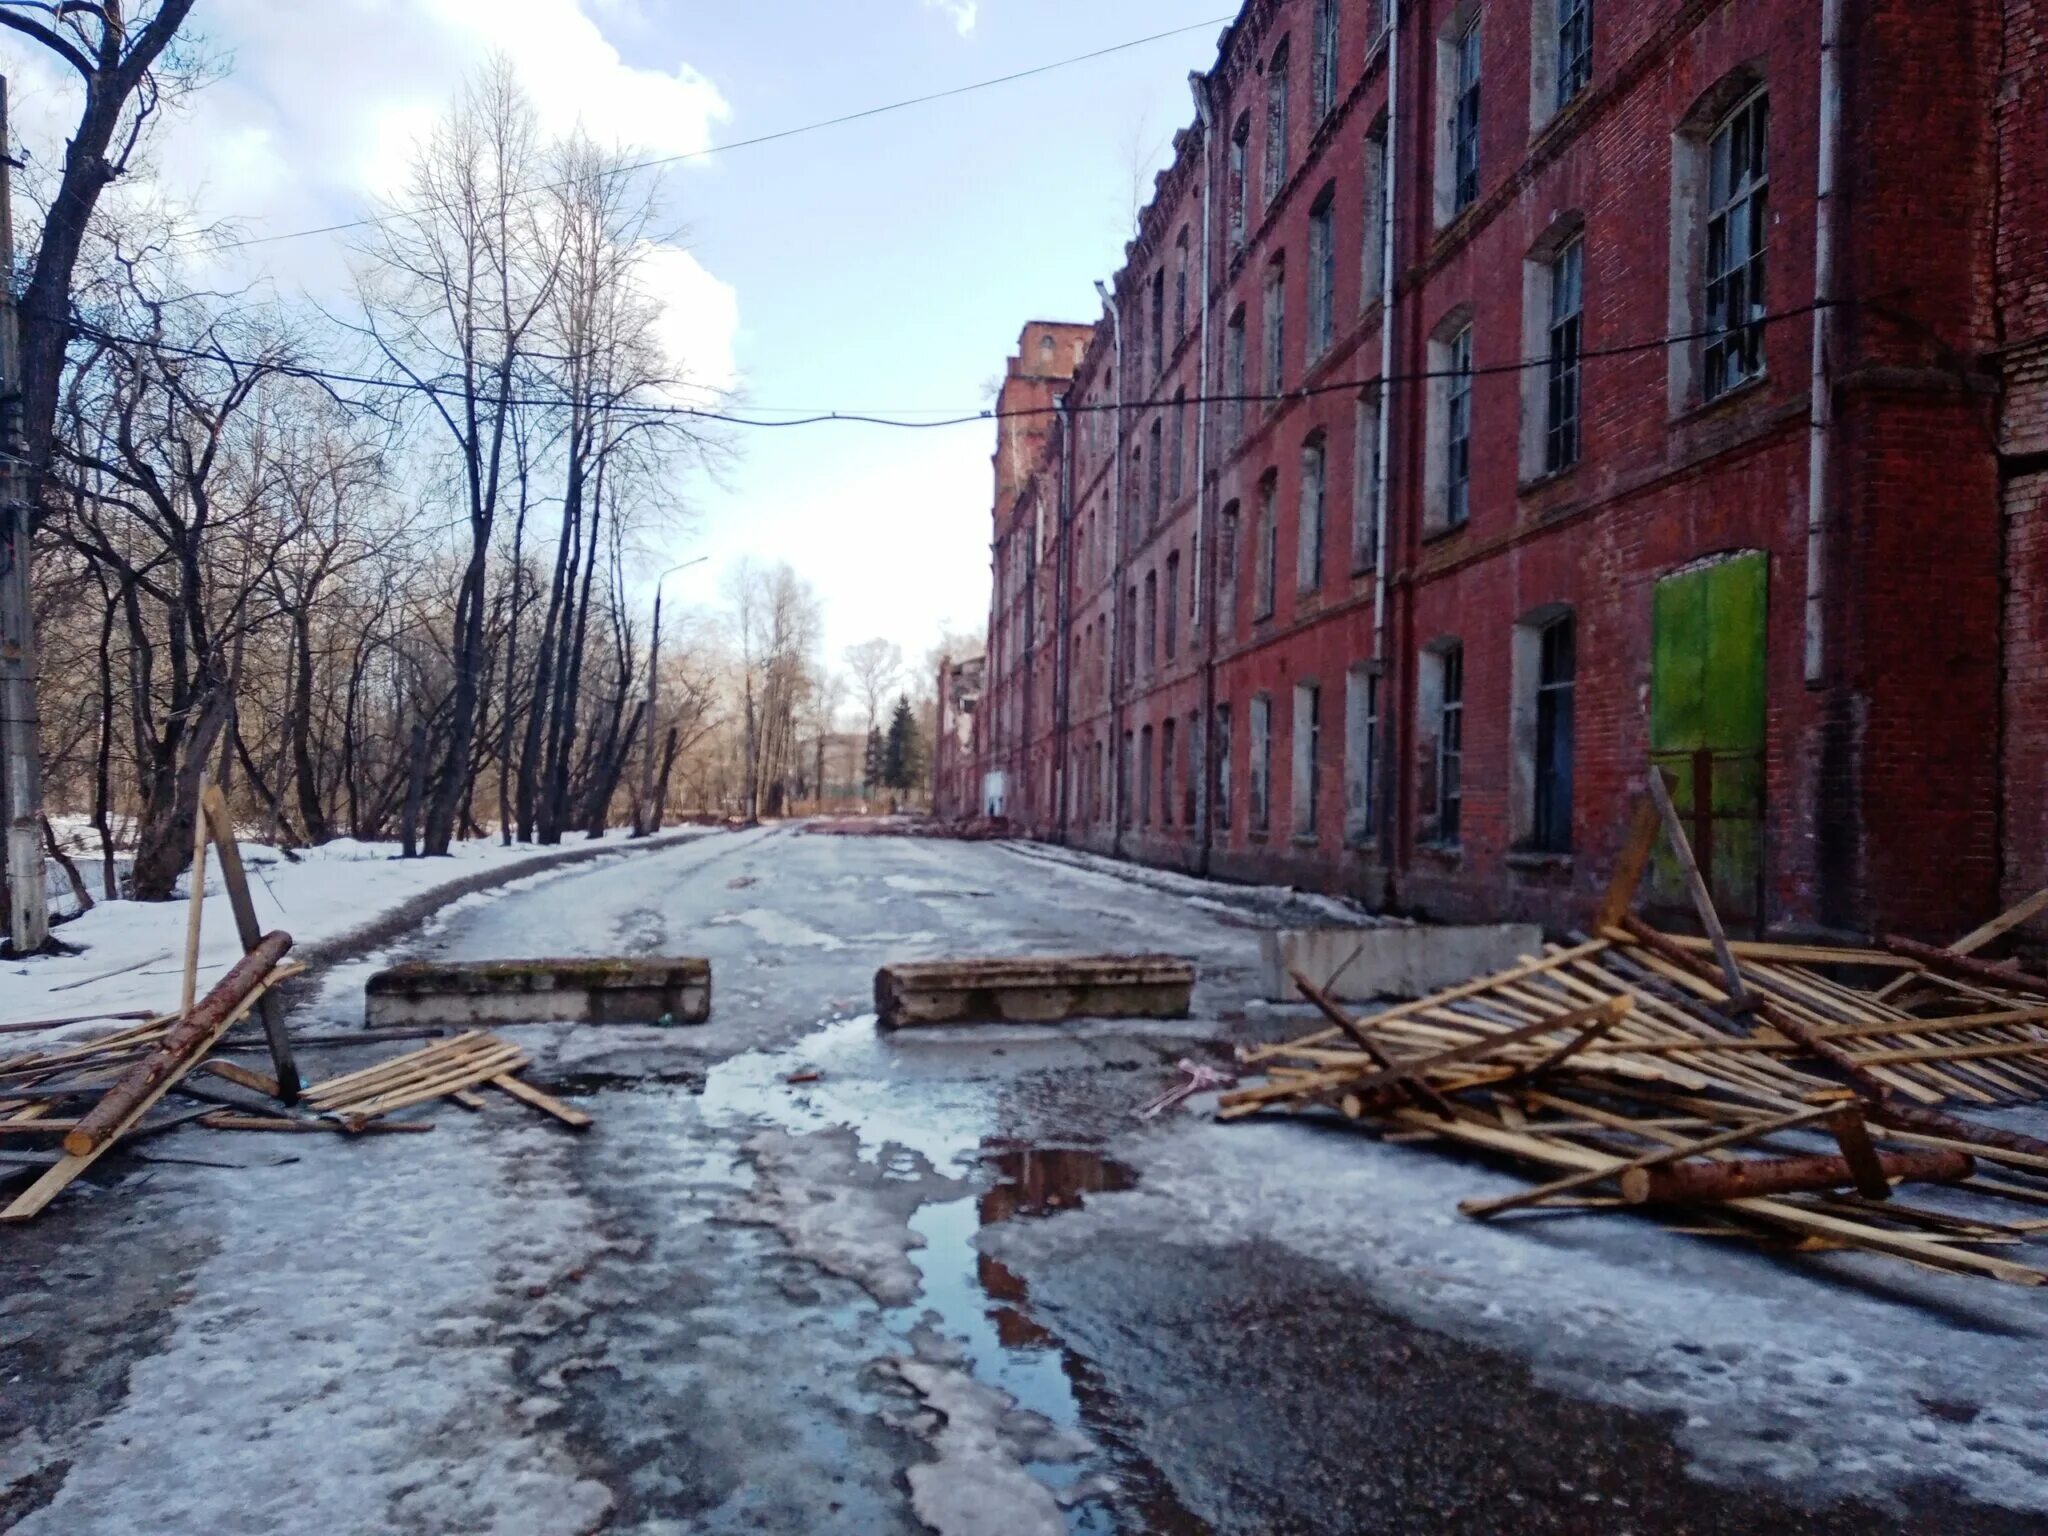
[1803, 0, 1842, 685]
[1055, 392, 1074, 845]
[1096, 278, 1127, 854]
[1191, 69, 1219, 874]
[1374, 1, 1404, 874]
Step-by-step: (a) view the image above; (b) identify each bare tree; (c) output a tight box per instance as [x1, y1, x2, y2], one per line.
[351, 57, 560, 857]
[843, 637, 901, 792]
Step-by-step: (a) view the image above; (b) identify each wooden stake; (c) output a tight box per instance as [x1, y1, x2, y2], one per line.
[1646, 765, 1750, 1008]
[1595, 796, 1663, 933]
[201, 785, 300, 1104]
[180, 774, 210, 1019]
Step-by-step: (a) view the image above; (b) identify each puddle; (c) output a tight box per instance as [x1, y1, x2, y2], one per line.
[886, 1146, 1140, 1534]
[703, 1019, 1190, 1534]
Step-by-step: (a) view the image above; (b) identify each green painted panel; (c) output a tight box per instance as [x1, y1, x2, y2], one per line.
[1648, 552, 1769, 927]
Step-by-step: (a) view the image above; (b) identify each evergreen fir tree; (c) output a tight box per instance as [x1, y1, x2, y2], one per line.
[883, 694, 922, 791]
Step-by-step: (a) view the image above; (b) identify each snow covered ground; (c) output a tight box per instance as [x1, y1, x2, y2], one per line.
[5, 826, 2048, 1534]
[0, 827, 715, 1033]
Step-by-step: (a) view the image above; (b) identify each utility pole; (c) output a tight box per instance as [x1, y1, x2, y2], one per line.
[0, 77, 49, 954]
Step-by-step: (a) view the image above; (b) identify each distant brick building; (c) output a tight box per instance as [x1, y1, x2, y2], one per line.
[932, 650, 986, 819]
[966, 0, 2045, 941]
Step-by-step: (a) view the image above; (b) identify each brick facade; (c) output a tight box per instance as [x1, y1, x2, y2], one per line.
[966, 0, 2041, 942]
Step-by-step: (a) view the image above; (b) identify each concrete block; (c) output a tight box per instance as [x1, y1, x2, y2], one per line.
[365, 957, 711, 1027]
[875, 954, 1194, 1029]
[1257, 925, 1545, 1003]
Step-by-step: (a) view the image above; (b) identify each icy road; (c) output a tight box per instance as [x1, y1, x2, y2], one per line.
[4, 826, 2047, 1534]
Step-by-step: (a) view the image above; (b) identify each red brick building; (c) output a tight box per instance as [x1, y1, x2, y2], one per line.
[967, 0, 2044, 941]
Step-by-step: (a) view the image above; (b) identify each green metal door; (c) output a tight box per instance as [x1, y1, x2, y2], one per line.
[1649, 552, 1767, 930]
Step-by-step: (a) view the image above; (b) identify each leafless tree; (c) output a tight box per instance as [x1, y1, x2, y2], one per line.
[843, 637, 901, 790]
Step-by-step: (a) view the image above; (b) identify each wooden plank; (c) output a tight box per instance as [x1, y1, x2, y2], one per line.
[1661, 935, 1919, 969]
[301, 1032, 491, 1102]
[1286, 969, 1458, 1118]
[1828, 1107, 1895, 1200]
[203, 785, 301, 1104]
[1241, 939, 1611, 1062]
[1595, 797, 1664, 933]
[204, 1059, 282, 1099]
[1646, 766, 1750, 1009]
[1882, 935, 2048, 1001]
[2, 962, 297, 1222]
[0, 1010, 155, 1036]
[489, 1074, 592, 1129]
[1949, 887, 2048, 958]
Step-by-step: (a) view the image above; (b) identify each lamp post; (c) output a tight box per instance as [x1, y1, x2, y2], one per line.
[634, 555, 706, 837]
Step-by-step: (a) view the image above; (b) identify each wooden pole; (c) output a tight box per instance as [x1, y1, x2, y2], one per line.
[1594, 796, 1662, 933]
[179, 772, 210, 1018]
[1645, 764, 1750, 1009]
[1619, 1147, 1973, 1205]
[1881, 934, 2048, 1001]
[0, 76, 50, 955]
[200, 785, 299, 1102]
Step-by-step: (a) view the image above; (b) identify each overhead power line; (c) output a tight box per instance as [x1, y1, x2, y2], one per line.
[207, 15, 1240, 254]
[67, 301, 1842, 431]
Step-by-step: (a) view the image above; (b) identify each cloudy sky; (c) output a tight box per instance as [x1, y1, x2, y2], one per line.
[2, 0, 1232, 678]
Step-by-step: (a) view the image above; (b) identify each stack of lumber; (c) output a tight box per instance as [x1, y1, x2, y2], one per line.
[1222, 779, 2048, 1287]
[301, 1032, 589, 1130]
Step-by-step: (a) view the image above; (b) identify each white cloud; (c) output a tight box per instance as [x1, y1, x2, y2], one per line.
[637, 241, 742, 400]
[923, 0, 979, 38]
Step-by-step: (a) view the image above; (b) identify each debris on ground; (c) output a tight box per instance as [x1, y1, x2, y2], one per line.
[0, 789, 597, 1222]
[1221, 781, 2048, 1287]
[875, 954, 1195, 1028]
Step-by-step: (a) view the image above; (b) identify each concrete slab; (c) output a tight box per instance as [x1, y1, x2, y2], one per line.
[875, 955, 1195, 1029]
[1257, 925, 1545, 1002]
[364, 957, 711, 1027]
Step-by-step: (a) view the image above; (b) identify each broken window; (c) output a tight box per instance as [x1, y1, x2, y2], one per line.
[1218, 500, 1241, 635]
[1344, 665, 1379, 845]
[1139, 725, 1154, 826]
[1174, 230, 1190, 343]
[1229, 113, 1251, 251]
[1160, 717, 1176, 828]
[1215, 703, 1234, 830]
[1312, 0, 1341, 120]
[1144, 570, 1158, 671]
[1445, 323, 1473, 528]
[1264, 38, 1291, 206]
[1263, 254, 1287, 400]
[1148, 418, 1164, 524]
[1363, 117, 1389, 307]
[1165, 551, 1181, 659]
[1532, 612, 1575, 852]
[1545, 236, 1583, 472]
[1226, 306, 1248, 441]
[1451, 17, 1482, 213]
[1255, 471, 1278, 619]
[1292, 681, 1321, 837]
[1298, 431, 1326, 592]
[1353, 387, 1382, 570]
[1249, 693, 1272, 832]
[1556, 0, 1592, 106]
[1185, 711, 1200, 827]
[1170, 389, 1186, 503]
[1704, 89, 1768, 400]
[1150, 269, 1166, 378]
[1435, 643, 1465, 845]
[1307, 185, 1336, 361]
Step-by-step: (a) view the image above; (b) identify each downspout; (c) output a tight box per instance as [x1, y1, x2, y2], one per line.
[1374, 1, 1404, 881]
[1055, 393, 1074, 845]
[1096, 278, 1127, 855]
[1191, 69, 1219, 875]
[1803, 0, 1842, 685]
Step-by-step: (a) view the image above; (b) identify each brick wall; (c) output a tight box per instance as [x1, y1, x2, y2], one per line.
[967, 0, 2034, 941]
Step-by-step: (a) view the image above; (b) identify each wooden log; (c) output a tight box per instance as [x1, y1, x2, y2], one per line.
[876, 954, 1194, 1028]
[202, 786, 301, 1104]
[180, 777, 210, 1019]
[1882, 935, 2048, 1000]
[1620, 1148, 1974, 1205]
[63, 933, 295, 1158]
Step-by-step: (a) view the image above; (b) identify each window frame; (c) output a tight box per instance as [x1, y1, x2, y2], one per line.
[1312, 0, 1342, 121]
[1307, 184, 1337, 361]
[1532, 613, 1576, 853]
[1298, 431, 1327, 593]
[1545, 236, 1584, 473]
[1452, 16, 1482, 214]
[1292, 680, 1322, 838]
[1263, 39, 1292, 208]
[1702, 88, 1770, 401]
[1437, 644, 1465, 845]
[1445, 323, 1474, 528]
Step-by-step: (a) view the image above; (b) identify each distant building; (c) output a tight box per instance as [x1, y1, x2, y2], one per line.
[933, 651, 987, 819]
[966, 0, 2047, 941]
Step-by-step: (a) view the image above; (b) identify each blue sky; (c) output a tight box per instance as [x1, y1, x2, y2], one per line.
[4, 0, 1235, 683]
[611, 1, 1232, 667]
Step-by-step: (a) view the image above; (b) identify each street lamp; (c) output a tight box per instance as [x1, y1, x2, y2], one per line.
[634, 555, 708, 837]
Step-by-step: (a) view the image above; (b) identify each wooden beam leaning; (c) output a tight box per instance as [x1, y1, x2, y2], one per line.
[202, 786, 300, 1103]
[1882, 935, 2048, 1002]
[1286, 968, 1458, 1118]
[1646, 765, 1750, 1009]
[4, 944, 299, 1221]
[1595, 797, 1665, 934]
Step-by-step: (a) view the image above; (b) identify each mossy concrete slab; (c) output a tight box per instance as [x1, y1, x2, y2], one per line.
[365, 957, 711, 1027]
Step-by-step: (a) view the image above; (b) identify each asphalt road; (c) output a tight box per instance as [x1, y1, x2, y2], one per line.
[3, 826, 2044, 1535]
